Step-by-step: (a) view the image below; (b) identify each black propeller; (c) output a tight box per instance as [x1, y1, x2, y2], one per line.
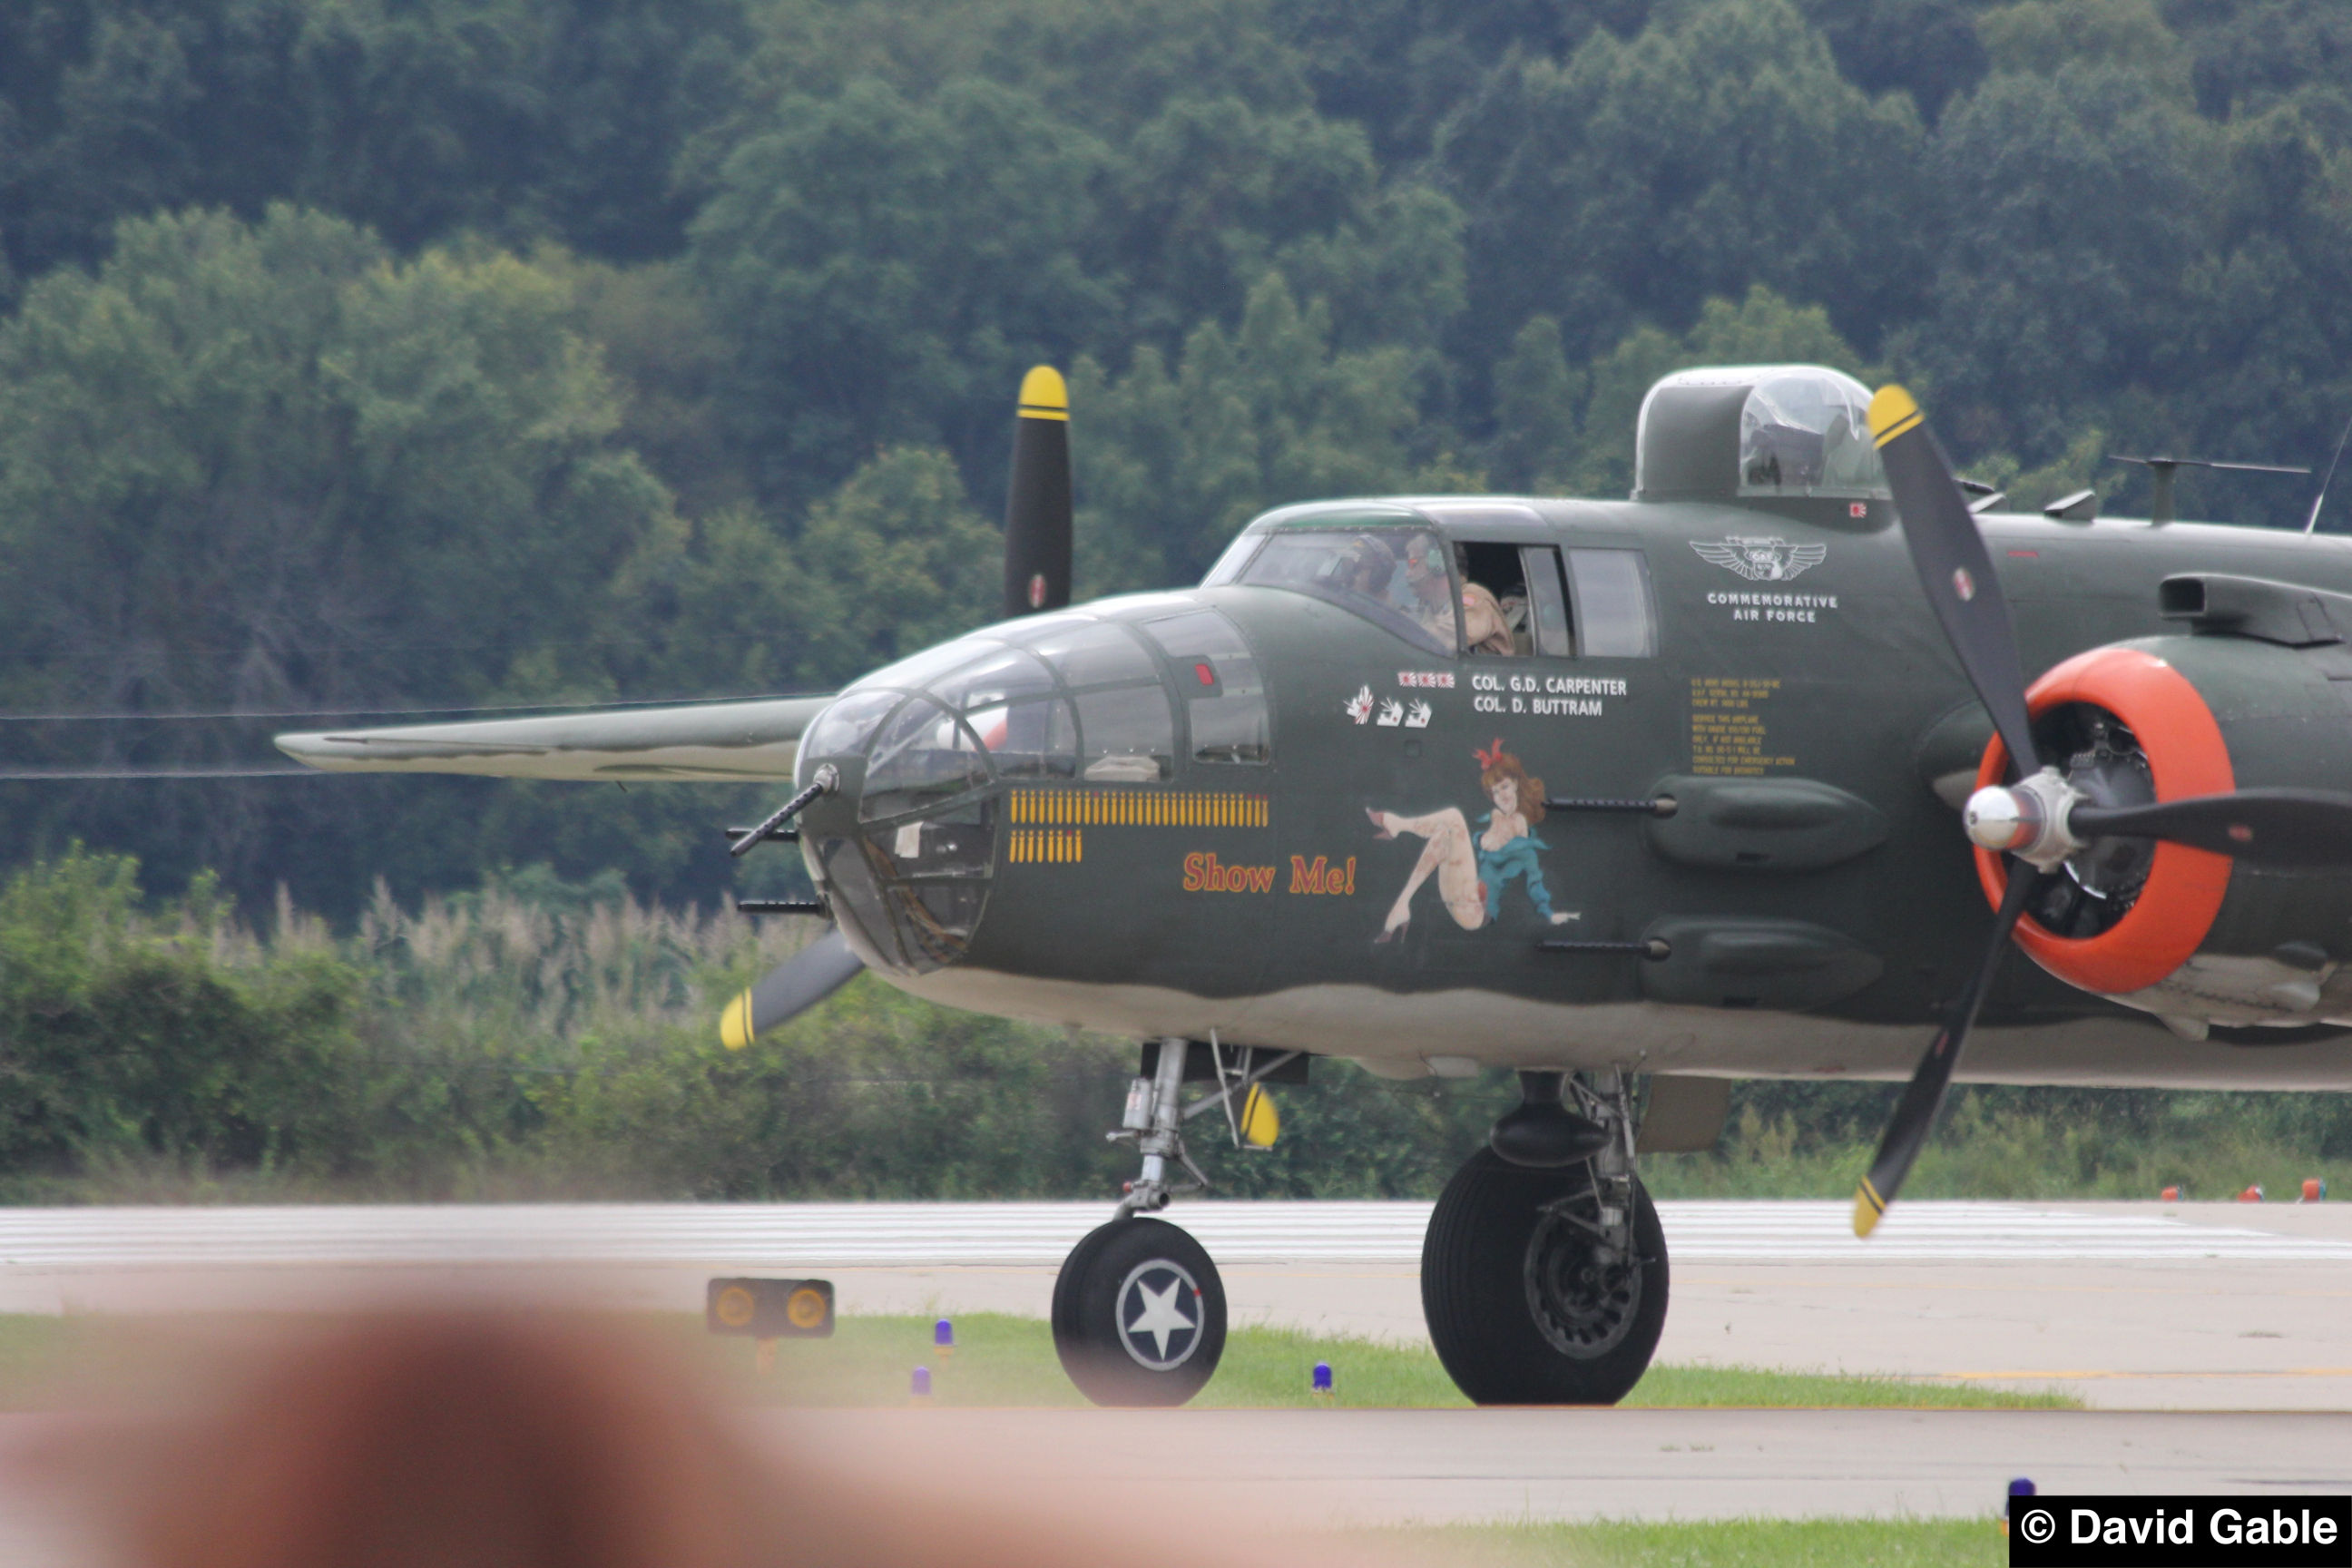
[1853, 859, 2037, 1235]
[1870, 387, 2040, 778]
[720, 927, 867, 1051]
[2072, 789, 2352, 866]
[1859, 384, 2352, 1236]
[722, 366, 1077, 1047]
[1002, 365, 1073, 620]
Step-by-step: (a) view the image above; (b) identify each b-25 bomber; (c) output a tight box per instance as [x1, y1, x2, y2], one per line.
[279, 363, 2352, 1407]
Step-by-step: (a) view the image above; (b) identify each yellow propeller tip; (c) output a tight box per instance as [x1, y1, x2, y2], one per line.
[1240, 1083, 1279, 1148]
[1851, 1180, 1886, 1239]
[1867, 384, 1922, 448]
[719, 991, 754, 1052]
[1016, 365, 1069, 422]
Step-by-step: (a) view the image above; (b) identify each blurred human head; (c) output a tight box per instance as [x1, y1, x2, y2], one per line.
[1338, 535, 1395, 597]
[1402, 532, 1446, 603]
[120, 1310, 770, 1568]
[101, 1305, 1398, 1568]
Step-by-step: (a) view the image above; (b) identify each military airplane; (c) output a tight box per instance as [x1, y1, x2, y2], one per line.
[277, 363, 2352, 1407]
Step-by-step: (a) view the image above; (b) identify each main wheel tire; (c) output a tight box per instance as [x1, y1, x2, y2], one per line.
[1052, 1216, 1227, 1407]
[1421, 1149, 1668, 1405]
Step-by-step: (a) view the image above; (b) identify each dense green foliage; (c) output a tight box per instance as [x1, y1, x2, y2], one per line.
[4, 0, 2352, 915]
[2, 852, 2343, 1200]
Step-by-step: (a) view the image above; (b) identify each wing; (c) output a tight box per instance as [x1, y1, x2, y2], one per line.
[1689, 542, 1749, 574]
[1788, 544, 1829, 572]
[275, 695, 834, 781]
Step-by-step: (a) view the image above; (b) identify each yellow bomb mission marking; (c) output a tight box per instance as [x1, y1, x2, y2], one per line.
[1182, 852, 1357, 894]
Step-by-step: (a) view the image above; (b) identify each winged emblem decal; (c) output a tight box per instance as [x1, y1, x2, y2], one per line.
[1690, 535, 1828, 583]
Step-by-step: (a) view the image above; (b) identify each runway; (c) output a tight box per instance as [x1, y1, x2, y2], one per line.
[0, 1200, 2342, 1558]
[0, 1200, 2345, 1410]
[769, 1406, 2352, 1524]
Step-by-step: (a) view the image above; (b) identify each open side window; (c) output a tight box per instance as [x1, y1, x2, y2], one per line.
[1453, 543, 1574, 658]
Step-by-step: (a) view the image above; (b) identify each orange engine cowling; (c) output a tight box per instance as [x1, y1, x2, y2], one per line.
[1973, 645, 2238, 997]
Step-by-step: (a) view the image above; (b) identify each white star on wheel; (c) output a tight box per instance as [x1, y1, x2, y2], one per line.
[1125, 1277, 1197, 1360]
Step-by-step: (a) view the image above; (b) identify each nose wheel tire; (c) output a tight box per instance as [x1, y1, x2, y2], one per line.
[1052, 1217, 1228, 1407]
[1421, 1149, 1669, 1405]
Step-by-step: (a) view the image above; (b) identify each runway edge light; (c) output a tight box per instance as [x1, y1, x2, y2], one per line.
[2302, 1177, 2328, 1202]
[705, 1277, 836, 1338]
[2002, 1477, 2036, 1537]
[936, 1318, 956, 1356]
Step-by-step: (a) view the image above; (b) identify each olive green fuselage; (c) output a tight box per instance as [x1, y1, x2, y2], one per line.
[800, 495, 2352, 1091]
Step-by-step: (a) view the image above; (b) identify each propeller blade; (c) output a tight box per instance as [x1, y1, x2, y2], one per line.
[1868, 386, 2041, 775]
[718, 927, 865, 1050]
[1002, 365, 1073, 620]
[2073, 788, 2352, 867]
[1853, 861, 2038, 1238]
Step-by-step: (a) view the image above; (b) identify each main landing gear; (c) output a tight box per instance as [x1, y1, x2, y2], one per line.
[1050, 1050, 1668, 1408]
[1424, 1070, 1669, 1404]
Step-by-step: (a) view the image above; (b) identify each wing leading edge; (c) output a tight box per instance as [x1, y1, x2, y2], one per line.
[275, 696, 834, 782]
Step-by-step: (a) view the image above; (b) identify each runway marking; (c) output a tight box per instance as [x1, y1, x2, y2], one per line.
[0, 1201, 2343, 1269]
[1934, 1368, 2352, 1382]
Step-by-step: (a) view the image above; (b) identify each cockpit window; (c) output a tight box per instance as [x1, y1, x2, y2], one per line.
[1739, 370, 1886, 496]
[1074, 686, 1175, 781]
[799, 690, 903, 773]
[852, 639, 994, 697]
[969, 696, 1077, 779]
[859, 696, 990, 819]
[1231, 526, 1457, 656]
[1014, 620, 1159, 688]
[930, 646, 1055, 711]
[1141, 610, 1269, 764]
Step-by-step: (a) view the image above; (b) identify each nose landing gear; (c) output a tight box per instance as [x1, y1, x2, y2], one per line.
[1051, 1037, 1297, 1406]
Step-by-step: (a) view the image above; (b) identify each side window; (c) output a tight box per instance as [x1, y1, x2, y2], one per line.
[1452, 541, 1524, 656]
[1566, 549, 1659, 658]
[1074, 686, 1175, 782]
[1140, 610, 1271, 765]
[1520, 546, 1573, 657]
[1451, 543, 1573, 657]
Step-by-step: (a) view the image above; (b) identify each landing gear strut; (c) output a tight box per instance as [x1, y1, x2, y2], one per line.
[1423, 1070, 1669, 1404]
[1052, 1037, 1293, 1406]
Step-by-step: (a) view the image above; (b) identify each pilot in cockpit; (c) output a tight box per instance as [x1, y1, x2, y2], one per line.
[1395, 533, 1457, 650]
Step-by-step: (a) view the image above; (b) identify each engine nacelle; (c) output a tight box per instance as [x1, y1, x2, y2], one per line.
[1975, 633, 2352, 1034]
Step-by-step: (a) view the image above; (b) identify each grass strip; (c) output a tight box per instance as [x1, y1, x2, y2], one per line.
[697, 1313, 2079, 1410]
[1379, 1518, 2005, 1567]
[0, 1310, 2077, 1411]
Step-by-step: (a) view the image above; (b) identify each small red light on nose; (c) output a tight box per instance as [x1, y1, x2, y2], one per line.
[1195, 662, 1215, 686]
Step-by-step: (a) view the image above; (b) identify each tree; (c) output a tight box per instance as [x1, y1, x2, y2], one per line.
[0, 204, 677, 908]
[1564, 284, 1867, 498]
[690, 75, 1115, 503]
[1436, 0, 1927, 397]
[1073, 272, 1426, 593]
[1914, 62, 2220, 459]
[0, 0, 757, 284]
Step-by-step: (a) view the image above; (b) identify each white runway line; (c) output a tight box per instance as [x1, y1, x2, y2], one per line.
[0, 1200, 2344, 1269]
